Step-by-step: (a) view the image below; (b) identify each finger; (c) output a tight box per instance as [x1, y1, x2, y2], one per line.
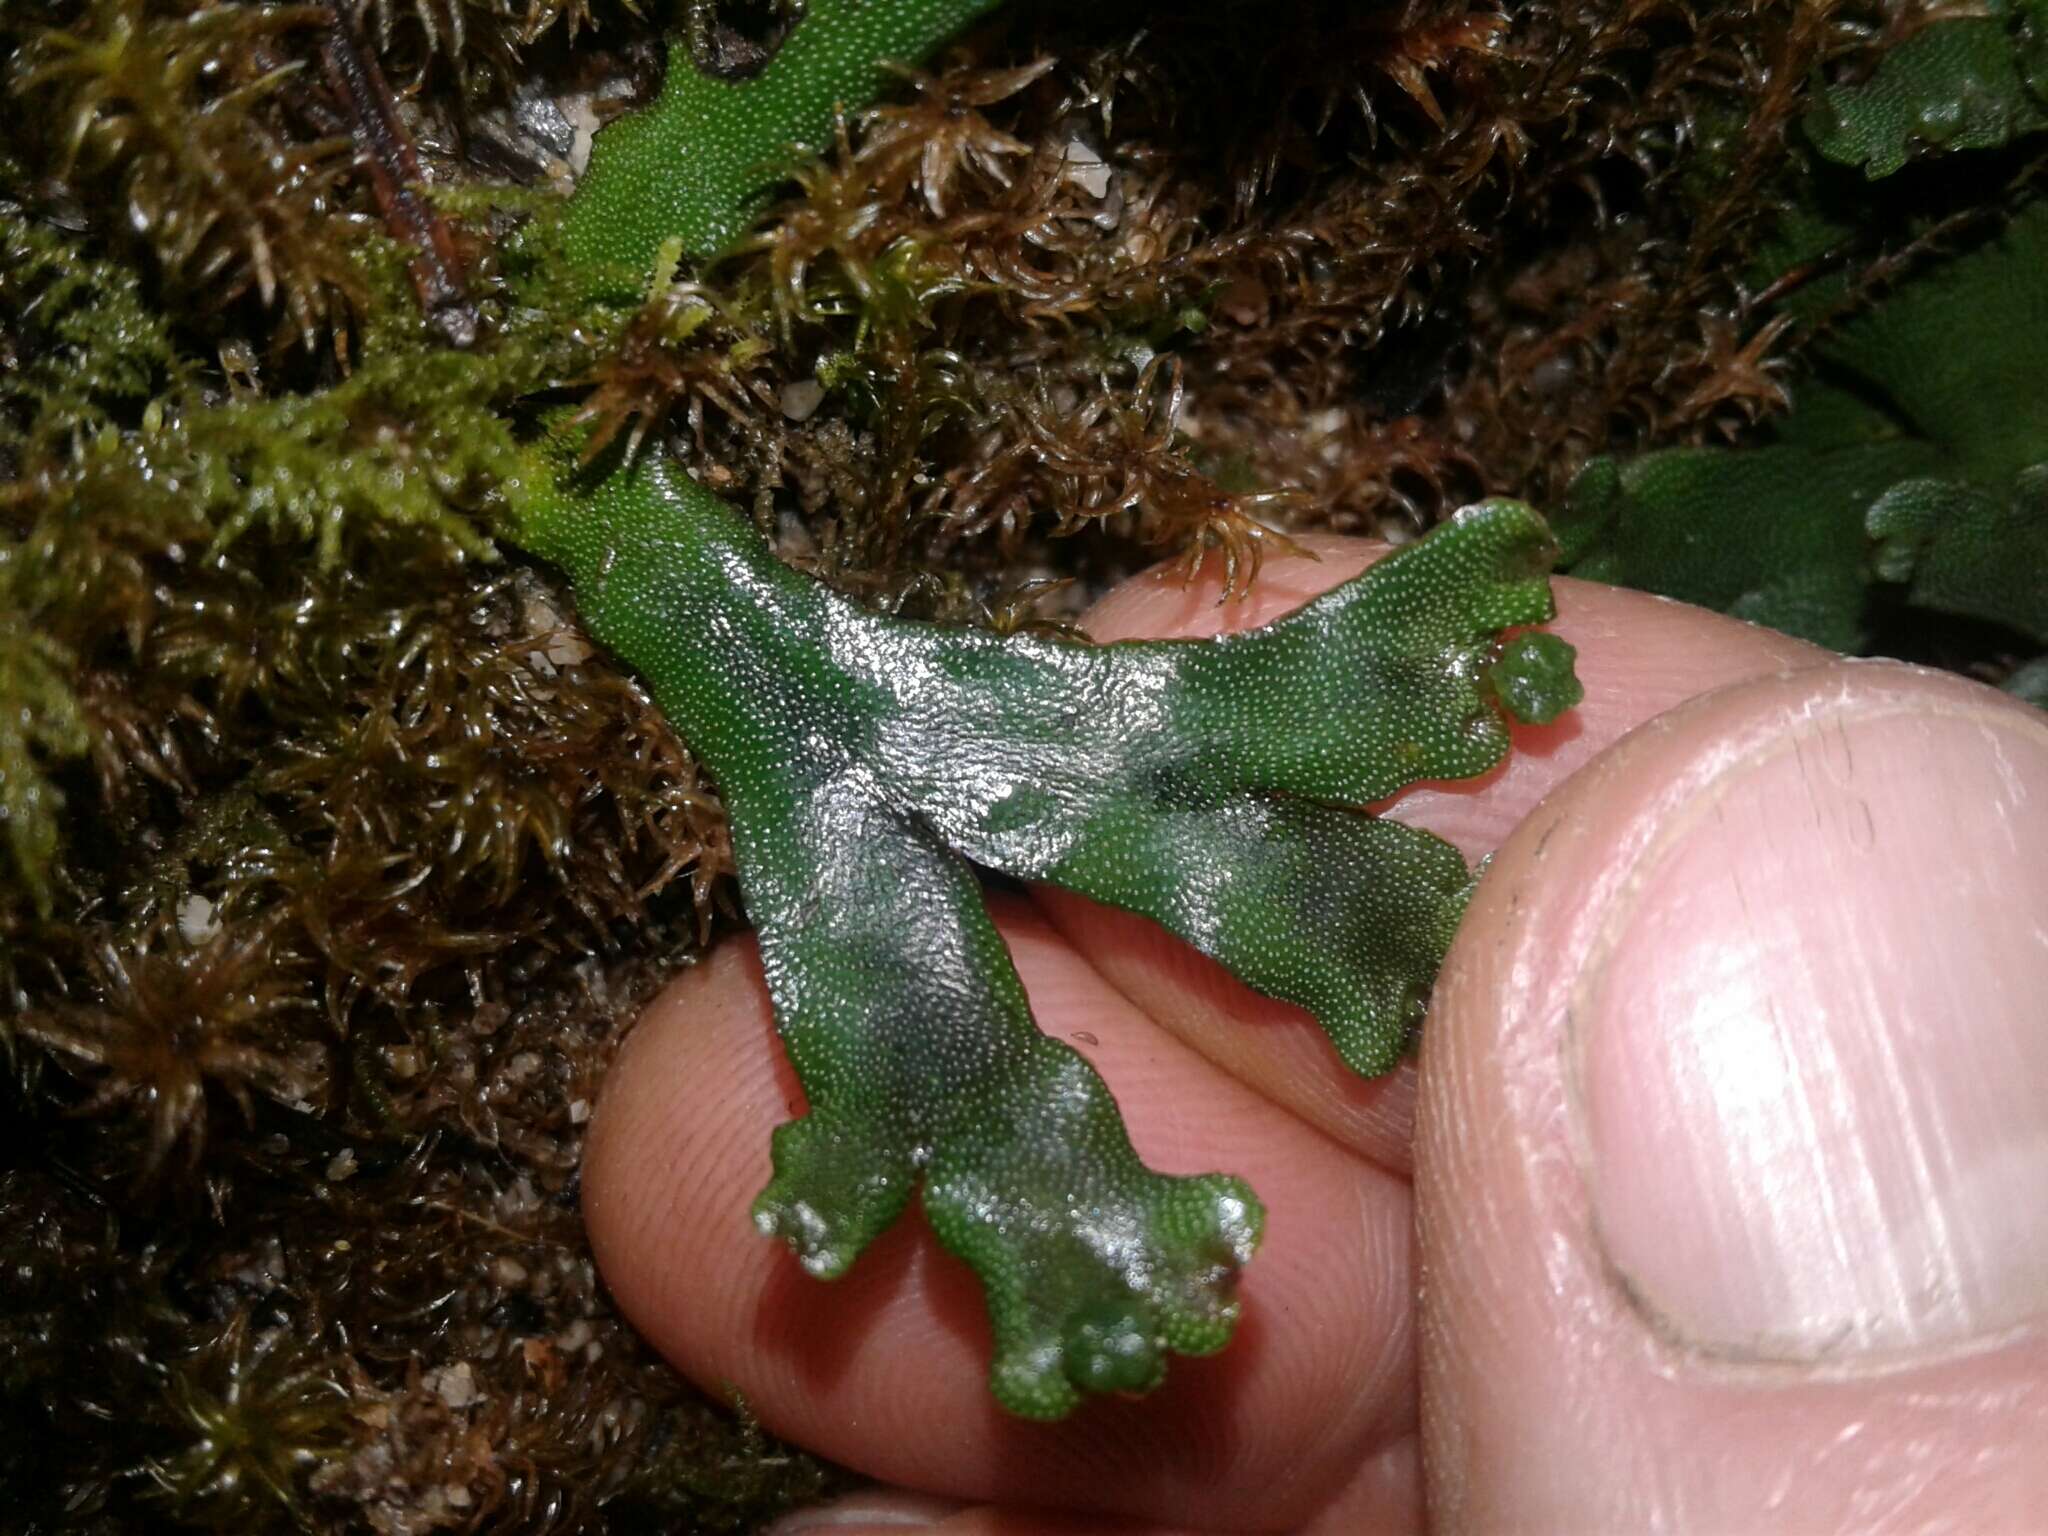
[586, 896, 1421, 1533]
[1417, 661, 2048, 1532]
[770, 1496, 1196, 1535]
[766, 1433, 1417, 1536]
[1040, 536, 1826, 1169]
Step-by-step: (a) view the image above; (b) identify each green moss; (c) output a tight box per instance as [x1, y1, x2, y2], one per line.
[1806, 0, 2048, 178]
[0, 605, 89, 917]
[0, 209, 182, 450]
[1563, 189, 2048, 651]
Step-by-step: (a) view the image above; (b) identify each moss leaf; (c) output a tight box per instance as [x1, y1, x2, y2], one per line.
[0, 604, 90, 917]
[559, 0, 1010, 289]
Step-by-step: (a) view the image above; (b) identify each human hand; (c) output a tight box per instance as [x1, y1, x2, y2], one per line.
[583, 537, 2048, 1534]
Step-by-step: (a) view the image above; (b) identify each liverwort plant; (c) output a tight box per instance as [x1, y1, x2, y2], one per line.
[506, 0, 1582, 1418]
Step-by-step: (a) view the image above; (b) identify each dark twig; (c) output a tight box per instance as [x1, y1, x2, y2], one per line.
[321, 11, 479, 347]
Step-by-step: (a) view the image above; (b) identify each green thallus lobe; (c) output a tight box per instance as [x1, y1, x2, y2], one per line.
[511, 0, 1582, 1418]
[559, 0, 1012, 290]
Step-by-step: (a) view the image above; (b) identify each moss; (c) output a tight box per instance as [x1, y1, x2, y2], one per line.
[6, 0, 364, 350]
[0, 605, 90, 917]
[0, 207, 183, 451]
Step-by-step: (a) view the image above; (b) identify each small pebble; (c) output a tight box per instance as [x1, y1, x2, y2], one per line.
[779, 379, 826, 421]
[1062, 138, 1112, 198]
[433, 1362, 479, 1410]
[545, 632, 593, 667]
[177, 893, 220, 944]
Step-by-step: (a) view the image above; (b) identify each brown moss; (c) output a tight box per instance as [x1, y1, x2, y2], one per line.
[7, 0, 366, 352]
[577, 0, 1897, 611]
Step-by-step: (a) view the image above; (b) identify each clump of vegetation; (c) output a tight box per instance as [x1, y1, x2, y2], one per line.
[3, 0, 2043, 1528]
[8, 0, 364, 350]
[1558, 0, 2048, 660]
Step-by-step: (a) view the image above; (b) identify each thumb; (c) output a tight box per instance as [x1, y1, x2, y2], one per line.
[1416, 661, 2048, 1533]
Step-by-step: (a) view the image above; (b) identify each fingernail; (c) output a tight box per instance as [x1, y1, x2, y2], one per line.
[1577, 676, 2048, 1360]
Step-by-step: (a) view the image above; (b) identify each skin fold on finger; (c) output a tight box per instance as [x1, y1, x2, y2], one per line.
[585, 895, 1421, 1533]
[776, 1431, 1419, 1536]
[774, 1503, 1202, 1536]
[1416, 662, 2048, 1533]
[1038, 537, 1827, 1171]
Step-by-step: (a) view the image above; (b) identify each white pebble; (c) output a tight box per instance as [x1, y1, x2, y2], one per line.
[779, 379, 826, 421]
[177, 893, 220, 944]
[1061, 138, 1112, 198]
[433, 1362, 479, 1410]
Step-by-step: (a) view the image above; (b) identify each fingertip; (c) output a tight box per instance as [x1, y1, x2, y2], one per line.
[1417, 661, 2048, 1532]
[770, 1499, 1187, 1536]
[584, 941, 792, 1343]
